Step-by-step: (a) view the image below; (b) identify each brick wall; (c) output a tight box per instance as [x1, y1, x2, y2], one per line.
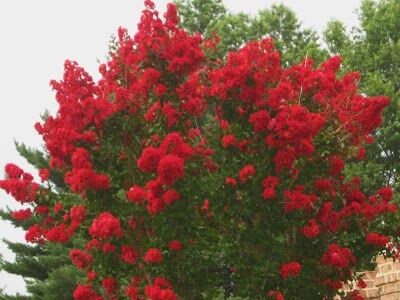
[360, 255, 400, 299]
[337, 255, 400, 299]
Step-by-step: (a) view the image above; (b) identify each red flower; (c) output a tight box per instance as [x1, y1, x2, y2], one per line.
[102, 243, 116, 253]
[70, 249, 92, 269]
[168, 240, 183, 251]
[300, 219, 320, 239]
[263, 188, 276, 200]
[11, 208, 32, 221]
[322, 243, 356, 269]
[39, 168, 50, 182]
[357, 278, 367, 289]
[365, 232, 389, 247]
[144, 248, 163, 264]
[137, 146, 163, 173]
[25, 224, 44, 244]
[162, 189, 181, 205]
[127, 185, 145, 204]
[121, 245, 138, 264]
[329, 155, 345, 176]
[73, 284, 102, 300]
[102, 277, 118, 295]
[238, 164, 255, 183]
[267, 290, 285, 300]
[144, 277, 177, 300]
[221, 134, 237, 148]
[4, 163, 24, 179]
[157, 155, 185, 185]
[45, 224, 69, 243]
[376, 187, 393, 202]
[70, 205, 86, 223]
[279, 261, 302, 279]
[225, 177, 237, 186]
[89, 212, 122, 239]
[249, 110, 270, 132]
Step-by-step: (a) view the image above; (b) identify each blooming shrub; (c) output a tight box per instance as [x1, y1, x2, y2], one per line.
[1, 1, 398, 299]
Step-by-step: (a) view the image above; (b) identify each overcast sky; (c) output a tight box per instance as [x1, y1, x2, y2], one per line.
[0, 0, 361, 295]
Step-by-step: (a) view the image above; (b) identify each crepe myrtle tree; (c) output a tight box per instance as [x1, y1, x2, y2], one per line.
[0, 1, 398, 299]
[1, 1, 327, 298]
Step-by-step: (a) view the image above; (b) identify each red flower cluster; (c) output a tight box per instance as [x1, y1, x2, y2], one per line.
[300, 219, 320, 239]
[145, 277, 178, 300]
[89, 212, 123, 240]
[0, 164, 39, 203]
[157, 155, 185, 185]
[73, 284, 103, 300]
[11, 208, 32, 221]
[65, 148, 110, 193]
[366, 232, 389, 247]
[238, 164, 255, 183]
[279, 261, 302, 279]
[262, 176, 279, 200]
[144, 248, 163, 264]
[137, 132, 194, 186]
[168, 240, 183, 251]
[120, 245, 138, 264]
[102, 277, 118, 296]
[322, 243, 356, 269]
[249, 110, 270, 132]
[70, 249, 93, 269]
[283, 186, 317, 213]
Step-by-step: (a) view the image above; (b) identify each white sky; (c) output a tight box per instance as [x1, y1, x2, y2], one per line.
[0, 0, 361, 295]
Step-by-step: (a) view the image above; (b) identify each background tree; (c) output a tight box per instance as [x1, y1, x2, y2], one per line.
[175, 0, 327, 64]
[324, 0, 400, 193]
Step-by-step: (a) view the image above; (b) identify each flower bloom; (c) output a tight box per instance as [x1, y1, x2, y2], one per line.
[144, 248, 163, 264]
[322, 243, 356, 269]
[126, 185, 145, 204]
[89, 212, 123, 239]
[102, 277, 118, 296]
[121, 245, 138, 264]
[168, 240, 183, 251]
[279, 262, 302, 279]
[249, 110, 270, 132]
[238, 164, 255, 183]
[11, 208, 32, 221]
[300, 219, 320, 239]
[73, 284, 102, 300]
[70, 249, 92, 269]
[157, 155, 185, 185]
[365, 232, 389, 247]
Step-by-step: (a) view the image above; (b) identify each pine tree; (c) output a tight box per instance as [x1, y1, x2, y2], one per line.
[0, 143, 84, 299]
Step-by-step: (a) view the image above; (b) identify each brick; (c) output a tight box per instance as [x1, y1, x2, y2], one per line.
[375, 275, 385, 286]
[376, 255, 387, 264]
[363, 270, 378, 280]
[366, 288, 380, 298]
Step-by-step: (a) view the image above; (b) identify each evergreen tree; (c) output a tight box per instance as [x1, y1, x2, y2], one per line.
[0, 143, 84, 299]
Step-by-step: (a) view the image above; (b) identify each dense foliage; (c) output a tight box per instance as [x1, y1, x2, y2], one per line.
[324, 0, 400, 194]
[1, 1, 399, 299]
